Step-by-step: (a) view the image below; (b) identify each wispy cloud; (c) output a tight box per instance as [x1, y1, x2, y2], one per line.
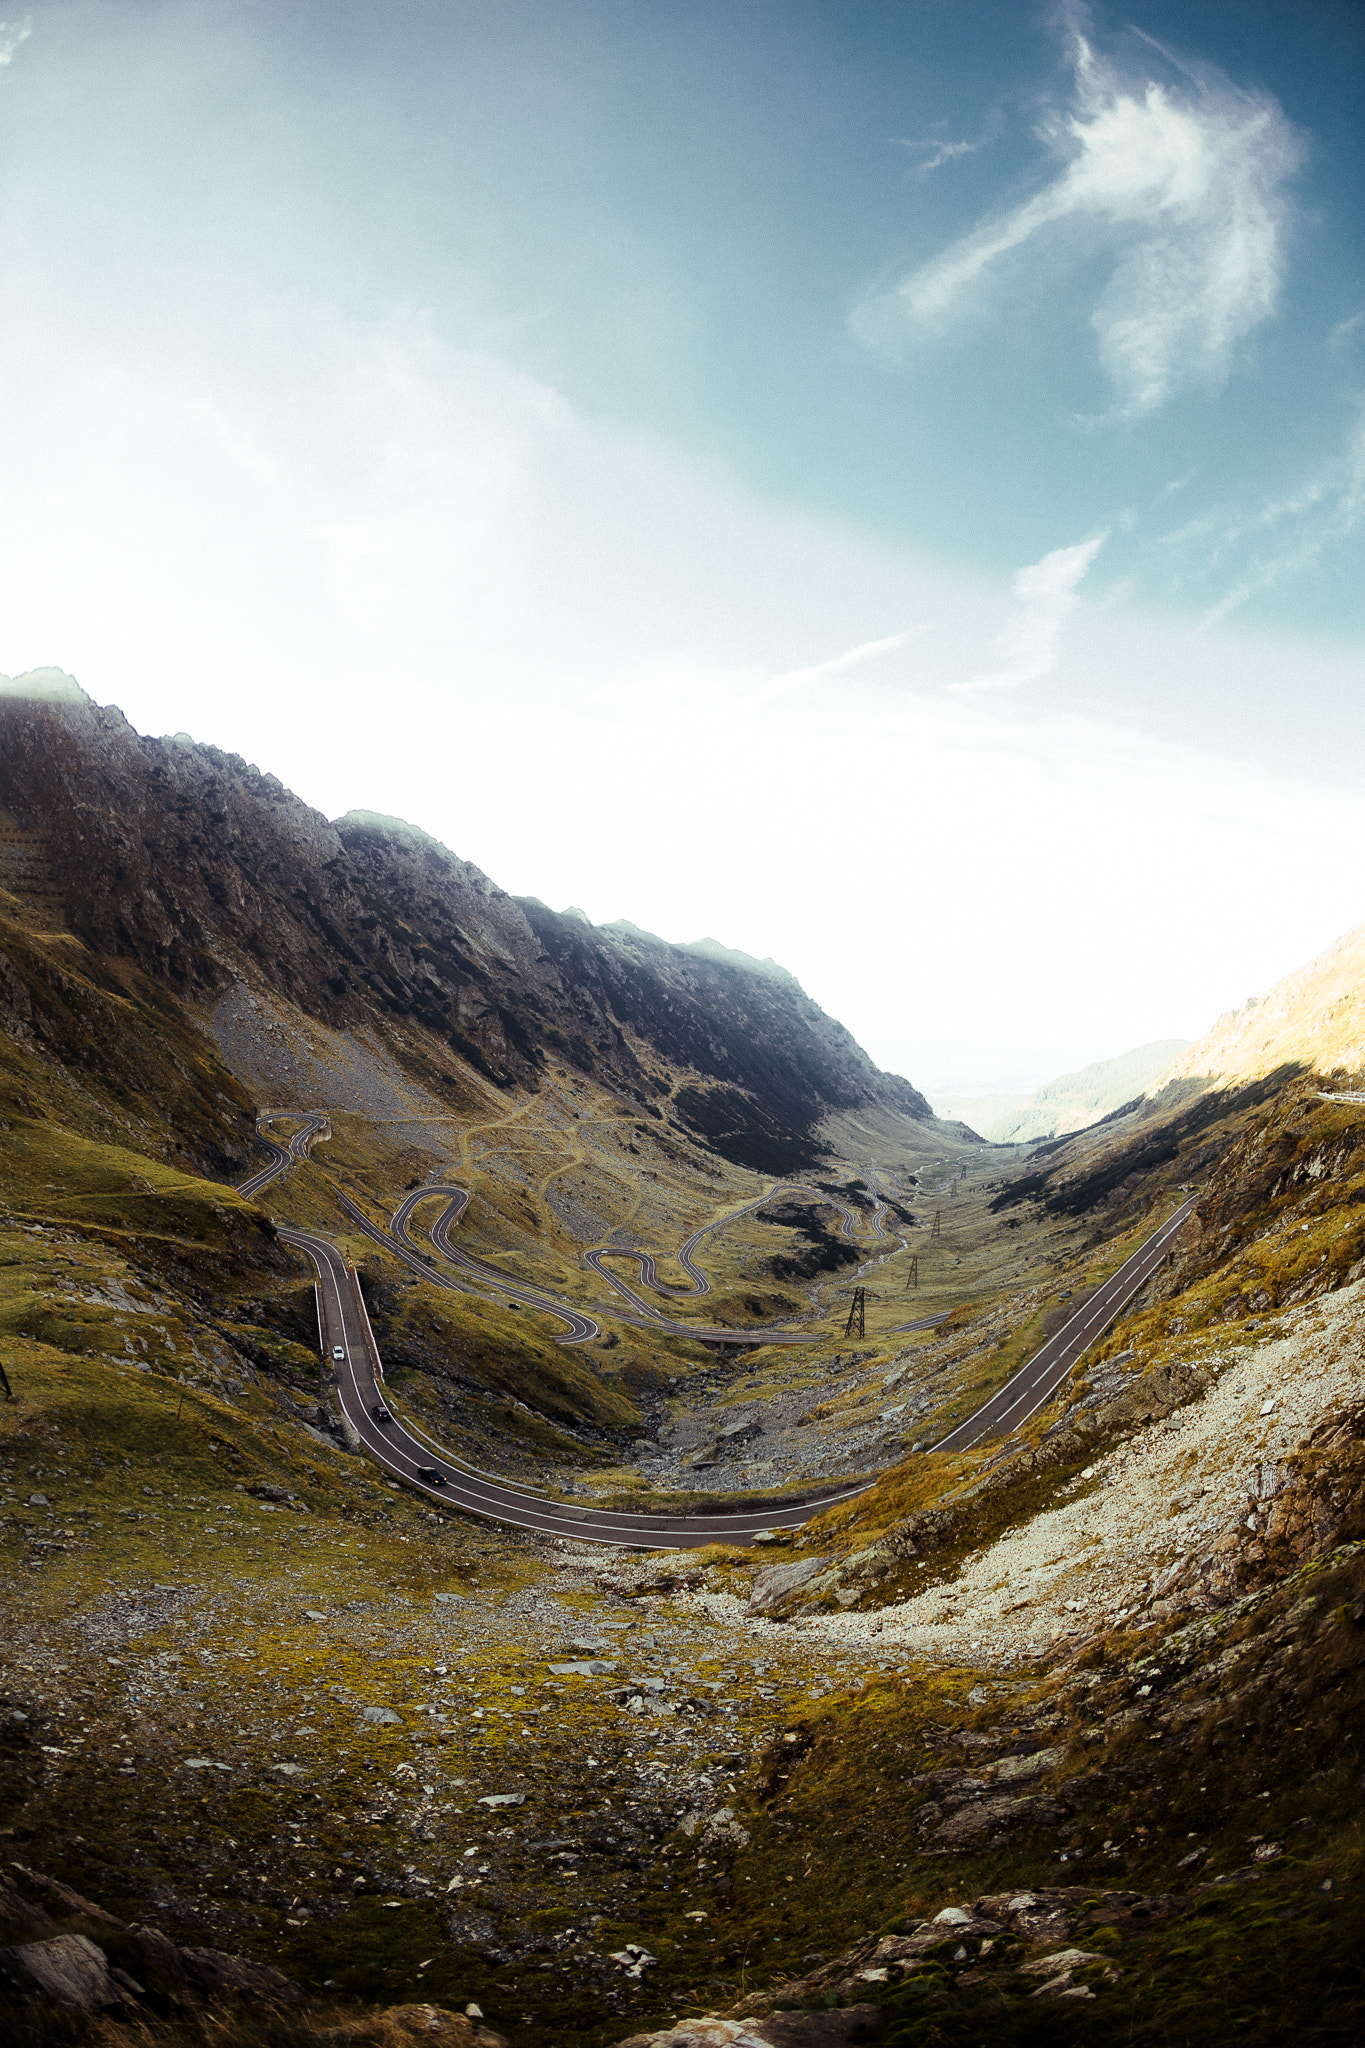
[770, 631, 916, 692]
[950, 534, 1106, 695]
[856, 25, 1302, 418]
[0, 17, 30, 65]
[1198, 421, 1365, 626]
[893, 131, 982, 175]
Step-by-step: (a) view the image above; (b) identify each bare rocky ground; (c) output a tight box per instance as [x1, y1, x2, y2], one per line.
[742, 1280, 1365, 1666]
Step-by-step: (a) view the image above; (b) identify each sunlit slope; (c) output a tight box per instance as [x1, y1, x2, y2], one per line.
[1161, 922, 1365, 1092]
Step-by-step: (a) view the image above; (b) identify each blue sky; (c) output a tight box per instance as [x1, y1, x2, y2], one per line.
[0, 2, 1362, 1094]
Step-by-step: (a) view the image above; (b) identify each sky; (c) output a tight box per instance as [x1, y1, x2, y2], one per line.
[0, 0, 1362, 1101]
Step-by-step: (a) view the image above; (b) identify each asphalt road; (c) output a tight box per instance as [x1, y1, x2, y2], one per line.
[585, 1177, 872, 1318]
[932, 1195, 1199, 1454]
[236, 1113, 327, 1198]
[388, 1184, 600, 1344]
[238, 1115, 1195, 1544]
[392, 1183, 823, 1349]
[272, 1218, 869, 1548]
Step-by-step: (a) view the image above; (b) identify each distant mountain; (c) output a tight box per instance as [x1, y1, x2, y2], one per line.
[929, 1088, 1033, 1133]
[943, 1039, 1192, 1144]
[0, 670, 937, 1176]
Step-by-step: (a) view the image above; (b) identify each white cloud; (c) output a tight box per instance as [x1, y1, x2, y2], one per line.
[949, 534, 1105, 695]
[0, 302, 1360, 1090]
[0, 18, 30, 66]
[895, 133, 981, 175]
[857, 29, 1302, 417]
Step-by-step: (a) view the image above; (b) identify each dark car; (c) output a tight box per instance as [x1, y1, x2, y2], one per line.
[371, 1403, 392, 1425]
[415, 1465, 445, 1487]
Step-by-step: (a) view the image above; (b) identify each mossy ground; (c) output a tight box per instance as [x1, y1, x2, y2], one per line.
[8, 1009, 1365, 2040]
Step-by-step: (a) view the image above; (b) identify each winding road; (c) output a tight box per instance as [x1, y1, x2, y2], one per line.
[239, 1116, 1196, 1542]
[933, 1194, 1198, 1453]
[581, 1179, 866, 1319]
[390, 1184, 826, 1348]
[237, 1113, 328, 1198]
[273, 1214, 868, 1548]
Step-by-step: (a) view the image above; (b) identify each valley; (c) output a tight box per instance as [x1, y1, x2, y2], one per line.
[0, 673, 1362, 2048]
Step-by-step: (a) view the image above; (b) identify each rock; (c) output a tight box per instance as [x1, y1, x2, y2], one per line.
[120, 1922, 189, 1994]
[1019, 1947, 1102, 1976]
[1020, 1947, 1103, 1999]
[322, 2001, 509, 2045]
[548, 1659, 617, 1677]
[747, 1555, 833, 1615]
[27, 1493, 49, 1506]
[0, 1872, 58, 1943]
[476, 1793, 525, 1809]
[610, 2009, 885, 2046]
[696, 1807, 750, 1853]
[921, 1790, 1051, 1849]
[7, 1862, 123, 1926]
[179, 1944, 302, 2003]
[433, 1593, 465, 1604]
[989, 1745, 1064, 1785]
[362, 1706, 404, 1725]
[304, 1609, 328, 1621]
[744, 1884, 1182, 2022]
[609, 1942, 658, 1981]
[272, 1762, 306, 1776]
[611, 2023, 751, 2047]
[717, 1419, 762, 1445]
[0, 1932, 139, 2009]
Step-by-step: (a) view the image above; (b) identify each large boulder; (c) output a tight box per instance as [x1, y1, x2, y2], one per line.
[0, 1932, 141, 2010]
[179, 1943, 302, 2003]
[746, 1554, 836, 1615]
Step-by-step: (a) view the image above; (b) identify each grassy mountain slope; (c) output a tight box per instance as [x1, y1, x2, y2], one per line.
[0, 670, 934, 1180]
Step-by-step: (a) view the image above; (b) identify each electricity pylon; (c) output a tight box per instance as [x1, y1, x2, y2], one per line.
[904, 1256, 918, 1290]
[844, 1288, 866, 1340]
[931, 1211, 942, 1239]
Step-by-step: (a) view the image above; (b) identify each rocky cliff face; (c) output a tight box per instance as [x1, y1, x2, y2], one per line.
[0, 672, 932, 1173]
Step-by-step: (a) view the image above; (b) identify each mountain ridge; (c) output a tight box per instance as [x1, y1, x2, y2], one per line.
[0, 669, 935, 1176]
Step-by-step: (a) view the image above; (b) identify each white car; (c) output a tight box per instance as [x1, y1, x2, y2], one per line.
[332, 1344, 346, 1363]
